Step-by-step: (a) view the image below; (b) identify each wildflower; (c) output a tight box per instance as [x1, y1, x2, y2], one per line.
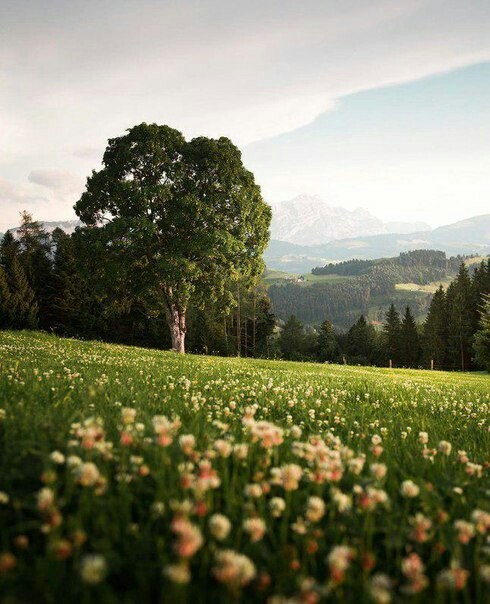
[471, 509, 490, 534]
[244, 483, 263, 498]
[37, 487, 55, 513]
[76, 462, 101, 487]
[151, 501, 166, 517]
[327, 545, 355, 584]
[209, 514, 231, 540]
[279, 464, 303, 491]
[249, 420, 283, 448]
[214, 439, 233, 457]
[437, 567, 470, 590]
[0, 492, 9, 505]
[418, 432, 429, 444]
[163, 563, 191, 584]
[409, 513, 432, 543]
[121, 407, 137, 425]
[49, 539, 73, 560]
[80, 554, 107, 584]
[0, 409, 6, 421]
[400, 480, 419, 498]
[479, 565, 490, 583]
[401, 553, 428, 594]
[369, 573, 393, 603]
[269, 497, 286, 518]
[454, 520, 475, 544]
[213, 549, 256, 587]
[306, 496, 325, 522]
[331, 488, 352, 513]
[243, 517, 266, 542]
[438, 441, 452, 456]
[171, 518, 203, 558]
[50, 451, 65, 465]
[179, 434, 196, 455]
[0, 553, 16, 574]
[370, 463, 387, 480]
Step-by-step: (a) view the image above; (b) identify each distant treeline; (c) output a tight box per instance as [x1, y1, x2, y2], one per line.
[270, 250, 474, 327]
[275, 261, 490, 371]
[0, 213, 275, 357]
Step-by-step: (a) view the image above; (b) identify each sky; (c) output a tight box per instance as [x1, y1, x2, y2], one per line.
[1, 0, 490, 231]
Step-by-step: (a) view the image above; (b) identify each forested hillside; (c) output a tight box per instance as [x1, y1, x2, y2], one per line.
[269, 250, 483, 328]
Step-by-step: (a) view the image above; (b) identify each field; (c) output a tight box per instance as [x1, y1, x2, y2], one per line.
[0, 332, 489, 603]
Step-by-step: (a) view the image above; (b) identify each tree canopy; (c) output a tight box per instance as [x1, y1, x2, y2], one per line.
[74, 123, 271, 352]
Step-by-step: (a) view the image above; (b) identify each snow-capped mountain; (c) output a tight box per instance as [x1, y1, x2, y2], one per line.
[270, 195, 430, 246]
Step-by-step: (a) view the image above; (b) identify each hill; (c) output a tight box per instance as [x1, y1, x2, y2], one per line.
[267, 249, 486, 328]
[0, 330, 488, 601]
[265, 214, 490, 273]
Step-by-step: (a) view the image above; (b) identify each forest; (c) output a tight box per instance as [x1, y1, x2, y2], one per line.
[1, 213, 489, 372]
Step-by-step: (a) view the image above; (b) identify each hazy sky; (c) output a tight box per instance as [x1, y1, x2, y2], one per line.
[1, 0, 490, 231]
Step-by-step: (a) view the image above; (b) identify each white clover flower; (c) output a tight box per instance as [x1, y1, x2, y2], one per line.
[209, 514, 231, 540]
[400, 480, 420, 498]
[80, 554, 107, 584]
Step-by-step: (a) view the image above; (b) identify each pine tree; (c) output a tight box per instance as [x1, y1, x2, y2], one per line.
[446, 263, 474, 370]
[423, 286, 448, 369]
[279, 315, 306, 361]
[316, 319, 337, 362]
[400, 306, 420, 367]
[1, 231, 38, 329]
[49, 228, 83, 334]
[0, 267, 12, 328]
[383, 303, 401, 366]
[16, 212, 53, 329]
[345, 315, 377, 365]
[473, 293, 490, 372]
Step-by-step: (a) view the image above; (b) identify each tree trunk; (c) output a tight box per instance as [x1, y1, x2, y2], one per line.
[163, 287, 186, 353]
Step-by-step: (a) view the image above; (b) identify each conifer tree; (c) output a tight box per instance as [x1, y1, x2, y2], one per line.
[473, 293, 490, 372]
[16, 212, 53, 329]
[279, 315, 306, 361]
[383, 303, 401, 365]
[423, 285, 448, 369]
[316, 319, 337, 362]
[400, 306, 420, 367]
[0, 231, 38, 329]
[345, 315, 377, 365]
[446, 263, 474, 370]
[0, 267, 12, 328]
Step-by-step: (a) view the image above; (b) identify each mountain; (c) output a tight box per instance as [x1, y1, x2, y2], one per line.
[265, 214, 490, 273]
[4, 220, 81, 239]
[270, 195, 430, 245]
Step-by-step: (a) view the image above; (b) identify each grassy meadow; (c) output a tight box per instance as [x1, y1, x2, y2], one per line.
[0, 331, 489, 602]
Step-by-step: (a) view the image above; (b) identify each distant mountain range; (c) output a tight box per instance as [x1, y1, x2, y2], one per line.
[266, 214, 490, 273]
[270, 195, 430, 245]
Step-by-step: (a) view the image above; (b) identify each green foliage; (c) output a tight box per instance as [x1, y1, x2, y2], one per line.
[399, 306, 420, 368]
[383, 303, 401, 365]
[74, 123, 271, 352]
[473, 293, 490, 371]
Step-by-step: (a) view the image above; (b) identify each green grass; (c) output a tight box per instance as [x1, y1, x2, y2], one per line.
[395, 279, 453, 294]
[0, 331, 489, 602]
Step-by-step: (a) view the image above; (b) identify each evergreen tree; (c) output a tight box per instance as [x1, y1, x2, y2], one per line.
[316, 319, 337, 362]
[279, 315, 306, 361]
[0, 232, 38, 329]
[0, 267, 12, 328]
[49, 228, 84, 334]
[473, 293, 490, 372]
[446, 263, 474, 370]
[423, 286, 448, 369]
[400, 306, 420, 367]
[16, 212, 53, 329]
[345, 315, 377, 364]
[383, 303, 401, 365]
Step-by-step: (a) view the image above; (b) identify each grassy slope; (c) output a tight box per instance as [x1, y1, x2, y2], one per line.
[0, 331, 489, 602]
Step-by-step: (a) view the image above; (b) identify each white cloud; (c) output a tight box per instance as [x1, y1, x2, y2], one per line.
[0, 1, 489, 229]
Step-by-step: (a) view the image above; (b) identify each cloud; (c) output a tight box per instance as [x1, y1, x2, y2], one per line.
[28, 169, 84, 196]
[0, 178, 47, 206]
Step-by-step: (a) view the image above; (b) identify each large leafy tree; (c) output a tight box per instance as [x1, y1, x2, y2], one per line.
[75, 123, 271, 352]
